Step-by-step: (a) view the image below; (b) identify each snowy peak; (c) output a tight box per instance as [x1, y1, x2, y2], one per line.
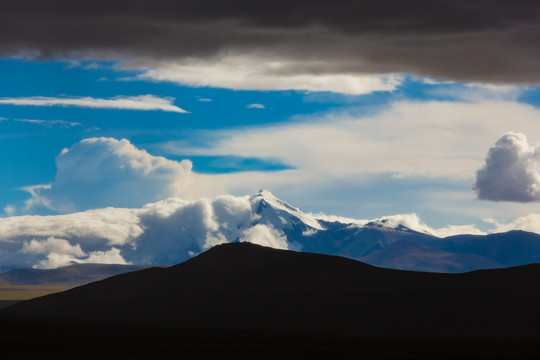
[252, 189, 296, 212]
[249, 191, 426, 235]
[250, 190, 325, 231]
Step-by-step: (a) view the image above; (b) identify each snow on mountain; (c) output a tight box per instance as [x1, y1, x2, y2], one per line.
[245, 191, 540, 272]
[251, 190, 325, 231]
[1, 190, 540, 272]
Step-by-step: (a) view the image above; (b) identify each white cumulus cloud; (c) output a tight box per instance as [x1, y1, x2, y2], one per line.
[239, 224, 289, 250]
[22, 137, 194, 213]
[475, 132, 540, 202]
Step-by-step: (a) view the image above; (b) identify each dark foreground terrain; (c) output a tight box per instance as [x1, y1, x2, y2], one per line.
[2, 242, 540, 359]
[2, 321, 540, 360]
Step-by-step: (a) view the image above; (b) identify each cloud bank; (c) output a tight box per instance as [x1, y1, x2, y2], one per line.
[0, 194, 292, 269]
[484, 214, 540, 235]
[475, 132, 540, 202]
[1, 190, 537, 270]
[1, 1, 539, 91]
[166, 101, 540, 181]
[133, 57, 402, 94]
[0, 95, 187, 113]
[21, 237, 126, 269]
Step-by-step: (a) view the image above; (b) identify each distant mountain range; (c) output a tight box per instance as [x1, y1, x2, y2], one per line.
[239, 191, 540, 272]
[5, 242, 540, 338]
[3, 190, 540, 275]
[0, 263, 152, 286]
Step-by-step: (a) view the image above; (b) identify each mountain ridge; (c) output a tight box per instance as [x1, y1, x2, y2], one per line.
[247, 191, 540, 272]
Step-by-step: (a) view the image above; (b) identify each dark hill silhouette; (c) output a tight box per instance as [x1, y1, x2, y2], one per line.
[4, 242, 540, 338]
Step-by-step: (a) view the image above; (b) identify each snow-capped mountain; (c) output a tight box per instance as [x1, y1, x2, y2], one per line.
[236, 191, 540, 273]
[2, 190, 540, 273]
[252, 190, 325, 232]
[245, 190, 429, 258]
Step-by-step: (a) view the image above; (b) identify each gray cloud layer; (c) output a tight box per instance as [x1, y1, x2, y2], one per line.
[2, 1, 540, 84]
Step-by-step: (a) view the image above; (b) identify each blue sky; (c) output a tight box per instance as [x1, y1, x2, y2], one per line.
[2, 56, 540, 234]
[2, 1, 540, 268]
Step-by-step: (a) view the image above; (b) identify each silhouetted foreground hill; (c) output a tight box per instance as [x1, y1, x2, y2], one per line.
[4, 242, 540, 340]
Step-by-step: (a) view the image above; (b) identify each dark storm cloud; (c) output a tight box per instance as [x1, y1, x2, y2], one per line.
[2, 0, 540, 83]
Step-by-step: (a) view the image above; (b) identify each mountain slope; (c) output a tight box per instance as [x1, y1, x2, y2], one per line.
[427, 230, 540, 267]
[359, 240, 503, 273]
[255, 192, 540, 272]
[245, 191, 540, 272]
[5, 243, 540, 338]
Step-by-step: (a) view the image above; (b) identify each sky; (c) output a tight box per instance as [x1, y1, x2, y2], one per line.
[1, 1, 540, 268]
